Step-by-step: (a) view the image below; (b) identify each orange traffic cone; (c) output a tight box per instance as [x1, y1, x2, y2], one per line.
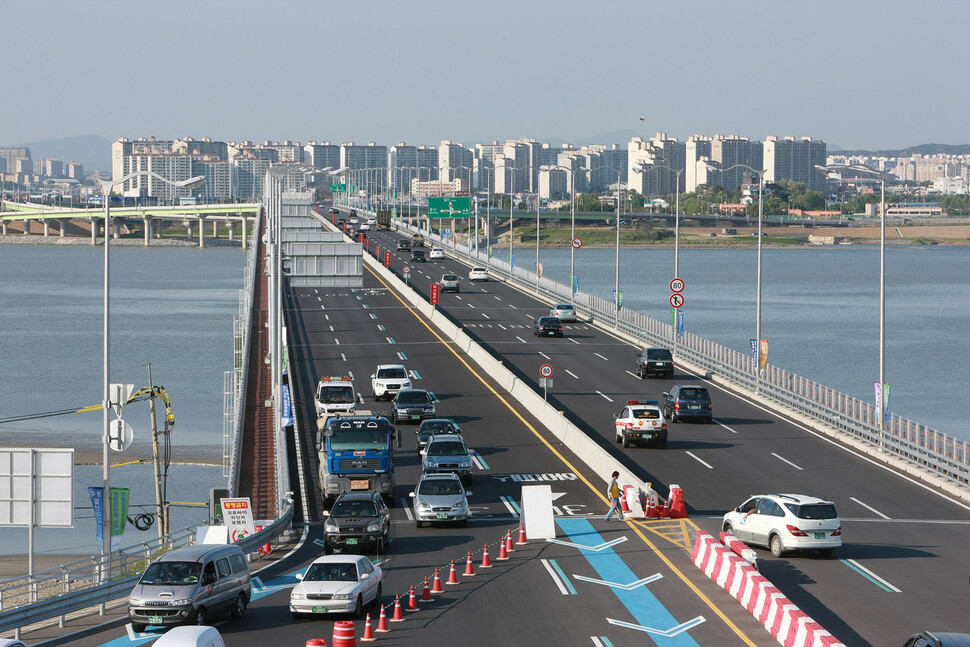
[480, 544, 492, 568]
[391, 595, 405, 622]
[361, 613, 375, 642]
[463, 551, 476, 576]
[422, 577, 433, 601]
[406, 585, 419, 612]
[621, 486, 631, 514]
[431, 568, 443, 593]
[446, 560, 459, 585]
[516, 522, 527, 545]
[646, 496, 659, 519]
[376, 604, 390, 632]
[497, 534, 509, 560]
[505, 529, 515, 553]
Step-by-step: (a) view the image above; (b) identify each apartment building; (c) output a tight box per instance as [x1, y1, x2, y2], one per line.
[341, 142, 388, 191]
[303, 141, 341, 172]
[763, 136, 826, 192]
[439, 140, 474, 183]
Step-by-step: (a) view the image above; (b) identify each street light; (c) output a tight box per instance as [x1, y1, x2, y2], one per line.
[94, 170, 204, 570]
[538, 164, 578, 295]
[707, 162, 766, 392]
[816, 163, 889, 430]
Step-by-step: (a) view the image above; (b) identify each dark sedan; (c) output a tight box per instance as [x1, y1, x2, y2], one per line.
[534, 316, 563, 337]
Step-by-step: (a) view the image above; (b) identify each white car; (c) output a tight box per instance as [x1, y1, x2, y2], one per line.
[358, 222, 371, 231]
[722, 493, 842, 558]
[370, 364, 411, 401]
[410, 472, 471, 527]
[468, 267, 489, 281]
[429, 247, 445, 260]
[290, 555, 383, 619]
[614, 400, 667, 448]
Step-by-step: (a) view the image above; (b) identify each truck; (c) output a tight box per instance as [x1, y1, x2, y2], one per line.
[317, 413, 396, 506]
[376, 210, 392, 230]
[411, 232, 425, 247]
[314, 376, 358, 425]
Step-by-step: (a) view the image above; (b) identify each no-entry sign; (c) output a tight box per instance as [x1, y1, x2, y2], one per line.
[571, 238, 582, 249]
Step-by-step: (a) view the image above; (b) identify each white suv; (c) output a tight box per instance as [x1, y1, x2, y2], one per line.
[429, 247, 445, 260]
[370, 364, 411, 401]
[722, 493, 842, 558]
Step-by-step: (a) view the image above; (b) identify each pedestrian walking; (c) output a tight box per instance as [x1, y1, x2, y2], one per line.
[604, 470, 625, 521]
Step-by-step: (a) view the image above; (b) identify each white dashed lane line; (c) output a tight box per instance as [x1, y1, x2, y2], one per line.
[771, 453, 804, 470]
[594, 353, 609, 361]
[516, 336, 528, 344]
[685, 451, 714, 469]
[538, 352, 550, 359]
[596, 391, 614, 402]
[569, 338, 580, 345]
[565, 369, 579, 379]
[850, 497, 891, 519]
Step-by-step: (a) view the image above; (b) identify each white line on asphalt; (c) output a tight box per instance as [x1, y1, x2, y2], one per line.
[685, 451, 714, 469]
[569, 338, 580, 344]
[499, 496, 519, 517]
[516, 336, 528, 344]
[329, 325, 334, 332]
[715, 421, 738, 433]
[510, 304, 517, 309]
[771, 452, 804, 470]
[842, 559, 902, 592]
[540, 559, 570, 595]
[455, 296, 463, 301]
[565, 369, 579, 379]
[324, 314, 329, 320]
[402, 506, 413, 521]
[334, 338, 340, 345]
[594, 353, 609, 361]
[850, 497, 891, 519]
[498, 324, 507, 330]
[596, 391, 614, 402]
[494, 296, 502, 301]
[482, 313, 490, 319]
[625, 371, 639, 379]
[538, 352, 550, 359]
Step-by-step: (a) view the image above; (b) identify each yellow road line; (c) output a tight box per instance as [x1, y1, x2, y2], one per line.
[365, 263, 758, 646]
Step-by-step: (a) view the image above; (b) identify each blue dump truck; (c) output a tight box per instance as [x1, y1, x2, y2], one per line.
[318, 413, 396, 507]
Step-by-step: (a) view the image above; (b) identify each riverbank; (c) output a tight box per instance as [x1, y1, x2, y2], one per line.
[0, 431, 222, 465]
[0, 235, 242, 246]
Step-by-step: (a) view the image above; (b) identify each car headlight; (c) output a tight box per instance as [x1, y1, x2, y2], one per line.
[367, 522, 380, 532]
[325, 520, 338, 531]
[129, 598, 144, 606]
[417, 502, 432, 511]
[291, 592, 305, 601]
[169, 598, 193, 606]
[453, 501, 467, 510]
[459, 459, 471, 468]
[332, 593, 353, 600]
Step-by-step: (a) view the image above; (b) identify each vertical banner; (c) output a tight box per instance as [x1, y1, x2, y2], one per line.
[537, 262, 543, 278]
[617, 290, 624, 312]
[677, 310, 685, 338]
[573, 275, 579, 292]
[749, 338, 758, 359]
[874, 382, 892, 425]
[758, 339, 769, 372]
[281, 382, 294, 427]
[88, 486, 104, 552]
[221, 498, 256, 543]
[110, 487, 129, 551]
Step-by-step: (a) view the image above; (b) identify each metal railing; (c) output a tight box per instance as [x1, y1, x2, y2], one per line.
[384, 213, 969, 489]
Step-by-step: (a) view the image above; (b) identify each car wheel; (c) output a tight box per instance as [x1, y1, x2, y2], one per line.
[131, 623, 147, 633]
[458, 519, 468, 528]
[622, 434, 630, 448]
[723, 522, 733, 533]
[194, 606, 207, 626]
[818, 548, 834, 559]
[354, 595, 364, 618]
[670, 411, 678, 423]
[292, 612, 303, 620]
[231, 593, 246, 618]
[615, 431, 622, 443]
[770, 534, 784, 558]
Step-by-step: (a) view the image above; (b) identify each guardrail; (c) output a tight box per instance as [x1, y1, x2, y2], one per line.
[370, 210, 969, 490]
[0, 497, 294, 637]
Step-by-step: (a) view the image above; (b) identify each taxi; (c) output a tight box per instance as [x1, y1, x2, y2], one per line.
[613, 400, 667, 448]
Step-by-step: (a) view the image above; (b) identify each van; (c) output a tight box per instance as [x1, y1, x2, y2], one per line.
[152, 626, 225, 647]
[127, 544, 251, 632]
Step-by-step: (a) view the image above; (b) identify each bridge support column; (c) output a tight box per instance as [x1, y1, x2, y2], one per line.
[1, 221, 6, 235]
[43, 219, 50, 238]
[23, 219, 30, 235]
[212, 219, 218, 239]
[227, 220, 235, 242]
[154, 219, 163, 239]
[59, 219, 65, 237]
[198, 216, 205, 248]
[184, 220, 192, 242]
[241, 217, 248, 250]
[111, 217, 119, 239]
[143, 216, 152, 246]
[91, 218, 97, 245]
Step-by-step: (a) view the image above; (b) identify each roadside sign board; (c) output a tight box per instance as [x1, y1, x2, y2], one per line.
[384, 251, 391, 267]
[430, 283, 440, 305]
[670, 278, 685, 293]
[428, 197, 471, 219]
[571, 238, 582, 249]
[539, 364, 553, 378]
[220, 498, 256, 543]
[669, 293, 685, 308]
[329, 183, 347, 193]
[403, 266, 411, 275]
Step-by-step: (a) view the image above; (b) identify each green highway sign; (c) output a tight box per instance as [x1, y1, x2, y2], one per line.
[428, 196, 471, 219]
[330, 183, 346, 193]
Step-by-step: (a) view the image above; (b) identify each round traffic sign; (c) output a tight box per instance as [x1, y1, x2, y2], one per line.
[571, 237, 582, 249]
[403, 266, 411, 275]
[670, 278, 685, 293]
[669, 293, 685, 309]
[539, 364, 553, 378]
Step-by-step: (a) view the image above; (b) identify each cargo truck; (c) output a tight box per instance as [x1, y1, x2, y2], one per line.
[376, 210, 392, 230]
[317, 413, 396, 506]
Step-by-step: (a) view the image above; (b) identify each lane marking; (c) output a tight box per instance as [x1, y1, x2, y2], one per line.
[771, 452, 804, 470]
[397, 352, 408, 360]
[386, 337, 396, 344]
[716, 420, 738, 433]
[377, 325, 386, 331]
[565, 369, 579, 379]
[541, 559, 574, 595]
[340, 353, 347, 362]
[591, 638, 616, 647]
[516, 336, 528, 344]
[482, 313, 490, 319]
[596, 391, 614, 403]
[547, 536, 627, 552]
[573, 573, 663, 590]
[607, 616, 707, 638]
[569, 338, 580, 344]
[500, 495, 520, 517]
[625, 370, 639, 378]
[324, 314, 329, 320]
[410, 369, 422, 380]
[494, 296, 502, 300]
[594, 353, 609, 361]
[850, 497, 891, 519]
[329, 325, 334, 332]
[538, 351, 550, 359]
[472, 454, 491, 470]
[685, 451, 714, 469]
[498, 324, 507, 330]
[334, 337, 340, 345]
[402, 505, 414, 521]
[369, 313, 377, 319]
[840, 558, 901, 592]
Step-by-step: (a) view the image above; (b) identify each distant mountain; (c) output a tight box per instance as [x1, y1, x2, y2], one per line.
[6, 134, 112, 173]
[835, 143, 970, 157]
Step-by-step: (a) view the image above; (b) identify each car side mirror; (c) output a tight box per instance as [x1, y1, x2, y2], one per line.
[613, 414, 619, 419]
[662, 393, 669, 398]
[296, 572, 304, 581]
[465, 491, 473, 496]
[360, 572, 370, 580]
[370, 374, 375, 379]
[419, 450, 426, 456]
[409, 492, 416, 498]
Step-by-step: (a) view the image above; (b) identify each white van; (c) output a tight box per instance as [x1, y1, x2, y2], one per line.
[152, 626, 225, 647]
[128, 544, 251, 632]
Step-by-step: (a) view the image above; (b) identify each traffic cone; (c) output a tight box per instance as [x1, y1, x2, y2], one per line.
[496, 534, 509, 560]
[406, 585, 419, 612]
[505, 529, 515, 553]
[646, 496, 659, 519]
[516, 522, 527, 545]
[376, 604, 390, 632]
[463, 551, 476, 576]
[422, 577, 433, 601]
[431, 568, 444, 593]
[620, 485, 632, 514]
[391, 595, 405, 622]
[480, 544, 492, 568]
[361, 613, 376, 642]
[446, 560, 459, 585]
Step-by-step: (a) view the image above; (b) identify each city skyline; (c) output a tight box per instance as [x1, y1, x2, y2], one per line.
[3, 1, 968, 153]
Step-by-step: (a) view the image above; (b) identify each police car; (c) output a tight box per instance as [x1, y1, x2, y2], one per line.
[613, 400, 667, 448]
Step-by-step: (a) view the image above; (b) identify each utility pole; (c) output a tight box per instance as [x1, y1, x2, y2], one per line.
[147, 363, 166, 539]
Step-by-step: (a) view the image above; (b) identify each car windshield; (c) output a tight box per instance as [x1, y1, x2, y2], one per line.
[304, 562, 358, 582]
[377, 367, 407, 379]
[679, 388, 709, 401]
[472, 268, 486, 273]
[419, 479, 463, 496]
[397, 391, 430, 405]
[420, 421, 457, 434]
[443, 275, 457, 281]
[555, 304, 574, 310]
[647, 349, 672, 360]
[632, 408, 660, 419]
[141, 561, 202, 586]
[539, 318, 559, 325]
[330, 500, 378, 518]
[318, 386, 355, 403]
[428, 441, 466, 456]
[786, 503, 838, 519]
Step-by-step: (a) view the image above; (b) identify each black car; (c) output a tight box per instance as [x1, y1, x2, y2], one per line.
[415, 418, 462, 449]
[392, 389, 436, 424]
[410, 249, 427, 262]
[329, 207, 340, 215]
[662, 385, 713, 423]
[636, 347, 674, 378]
[903, 633, 970, 647]
[324, 491, 390, 554]
[397, 239, 411, 251]
[534, 316, 563, 337]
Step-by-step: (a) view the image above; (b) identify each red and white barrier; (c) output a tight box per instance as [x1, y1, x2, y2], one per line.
[692, 532, 846, 647]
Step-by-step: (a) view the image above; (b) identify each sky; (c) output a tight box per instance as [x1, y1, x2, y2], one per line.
[3, 0, 969, 152]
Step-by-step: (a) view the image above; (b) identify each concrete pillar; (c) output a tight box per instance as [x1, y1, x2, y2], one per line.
[2, 221, 7, 235]
[23, 219, 30, 235]
[111, 217, 119, 239]
[198, 216, 205, 248]
[91, 218, 97, 245]
[241, 217, 248, 250]
[155, 219, 163, 239]
[43, 219, 50, 237]
[185, 220, 193, 241]
[143, 216, 151, 246]
[59, 219, 65, 237]
[228, 221, 235, 241]
[212, 219, 218, 239]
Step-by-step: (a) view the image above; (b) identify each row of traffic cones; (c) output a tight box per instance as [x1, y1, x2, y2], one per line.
[359, 523, 528, 641]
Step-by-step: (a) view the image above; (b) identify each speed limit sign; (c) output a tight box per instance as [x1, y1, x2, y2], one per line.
[539, 364, 553, 378]
[670, 278, 685, 293]
[403, 266, 411, 275]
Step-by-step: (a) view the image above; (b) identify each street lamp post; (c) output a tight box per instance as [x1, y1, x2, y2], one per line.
[95, 171, 204, 573]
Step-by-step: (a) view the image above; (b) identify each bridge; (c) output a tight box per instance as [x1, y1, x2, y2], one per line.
[3, 193, 968, 646]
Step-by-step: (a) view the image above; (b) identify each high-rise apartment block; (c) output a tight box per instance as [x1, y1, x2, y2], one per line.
[763, 136, 826, 192]
[303, 141, 341, 172]
[439, 140, 474, 184]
